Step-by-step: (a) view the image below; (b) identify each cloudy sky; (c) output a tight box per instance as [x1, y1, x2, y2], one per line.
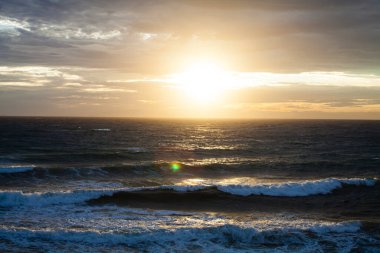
[1, 0, 380, 119]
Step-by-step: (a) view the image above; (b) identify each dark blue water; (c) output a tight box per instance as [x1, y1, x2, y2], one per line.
[0, 117, 379, 252]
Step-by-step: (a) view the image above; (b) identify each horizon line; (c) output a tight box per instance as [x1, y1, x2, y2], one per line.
[1, 115, 379, 121]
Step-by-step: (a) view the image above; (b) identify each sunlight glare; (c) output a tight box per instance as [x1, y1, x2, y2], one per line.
[175, 61, 233, 103]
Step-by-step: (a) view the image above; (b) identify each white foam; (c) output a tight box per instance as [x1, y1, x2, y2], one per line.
[163, 185, 207, 192]
[64, 180, 124, 190]
[219, 178, 376, 197]
[0, 189, 117, 207]
[125, 147, 147, 153]
[309, 221, 361, 233]
[0, 221, 366, 252]
[0, 178, 375, 207]
[92, 128, 111, 131]
[0, 194, 372, 253]
[171, 178, 376, 197]
[0, 165, 35, 174]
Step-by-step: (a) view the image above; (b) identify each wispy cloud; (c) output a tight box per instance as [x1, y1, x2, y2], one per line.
[0, 15, 30, 36]
[0, 66, 83, 87]
[82, 87, 137, 93]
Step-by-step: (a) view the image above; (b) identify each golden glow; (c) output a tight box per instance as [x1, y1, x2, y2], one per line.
[175, 61, 233, 103]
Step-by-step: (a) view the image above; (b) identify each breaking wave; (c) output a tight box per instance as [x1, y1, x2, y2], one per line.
[0, 221, 370, 252]
[0, 189, 118, 207]
[0, 165, 35, 174]
[0, 178, 376, 207]
[166, 177, 376, 197]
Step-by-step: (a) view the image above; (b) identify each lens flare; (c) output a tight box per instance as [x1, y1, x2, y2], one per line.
[170, 162, 181, 172]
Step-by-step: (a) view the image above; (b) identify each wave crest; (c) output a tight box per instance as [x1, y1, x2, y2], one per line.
[0, 221, 365, 252]
[170, 178, 376, 197]
[0, 178, 376, 207]
[0, 189, 116, 207]
[0, 165, 35, 174]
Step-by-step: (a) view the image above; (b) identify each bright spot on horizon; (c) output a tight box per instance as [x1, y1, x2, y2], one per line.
[175, 61, 233, 103]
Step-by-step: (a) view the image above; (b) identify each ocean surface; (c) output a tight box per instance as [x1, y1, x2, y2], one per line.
[0, 117, 379, 252]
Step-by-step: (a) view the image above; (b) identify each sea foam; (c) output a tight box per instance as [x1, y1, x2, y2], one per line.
[0, 178, 376, 207]
[0, 189, 117, 207]
[0, 221, 365, 253]
[170, 177, 376, 197]
[0, 165, 35, 174]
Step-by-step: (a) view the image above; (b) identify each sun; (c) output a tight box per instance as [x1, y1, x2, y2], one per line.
[175, 61, 232, 103]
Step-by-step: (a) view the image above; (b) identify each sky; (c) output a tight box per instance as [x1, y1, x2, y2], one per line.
[0, 0, 380, 119]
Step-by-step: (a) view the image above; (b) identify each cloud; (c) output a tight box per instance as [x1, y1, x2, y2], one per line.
[0, 0, 379, 73]
[0, 15, 30, 36]
[226, 101, 380, 113]
[164, 71, 380, 89]
[0, 0, 379, 118]
[82, 87, 137, 93]
[0, 66, 83, 87]
[137, 99, 158, 104]
[37, 24, 121, 40]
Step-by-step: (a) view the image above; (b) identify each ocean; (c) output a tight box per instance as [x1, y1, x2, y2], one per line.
[0, 117, 379, 252]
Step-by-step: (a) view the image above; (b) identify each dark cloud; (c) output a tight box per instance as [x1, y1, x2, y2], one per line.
[0, 0, 379, 73]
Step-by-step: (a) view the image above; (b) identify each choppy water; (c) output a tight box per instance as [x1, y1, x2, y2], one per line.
[0, 117, 379, 252]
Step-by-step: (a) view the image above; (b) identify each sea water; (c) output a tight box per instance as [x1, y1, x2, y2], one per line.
[0, 117, 379, 252]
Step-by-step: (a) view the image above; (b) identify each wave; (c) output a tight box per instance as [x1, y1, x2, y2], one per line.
[165, 178, 377, 197]
[0, 189, 118, 207]
[86, 178, 379, 215]
[0, 165, 35, 174]
[0, 221, 369, 252]
[92, 128, 111, 131]
[0, 163, 259, 182]
[218, 178, 376, 197]
[308, 221, 361, 233]
[124, 147, 148, 153]
[1, 178, 376, 208]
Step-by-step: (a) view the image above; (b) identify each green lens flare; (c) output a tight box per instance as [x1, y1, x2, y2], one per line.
[171, 163, 181, 172]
